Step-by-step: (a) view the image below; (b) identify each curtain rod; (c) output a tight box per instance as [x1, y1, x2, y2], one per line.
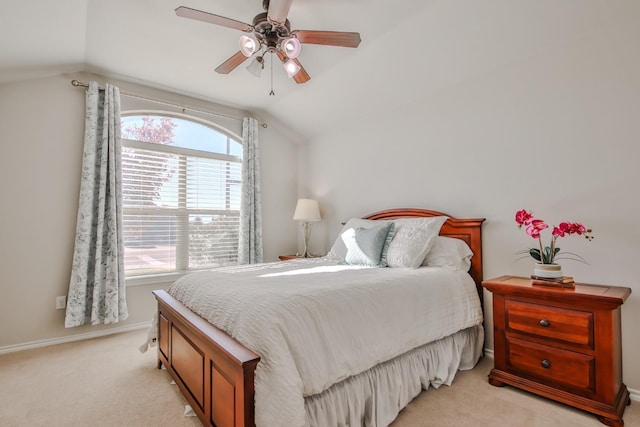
[70, 79, 267, 128]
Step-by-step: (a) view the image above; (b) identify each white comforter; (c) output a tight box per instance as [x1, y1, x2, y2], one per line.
[168, 258, 483, 427]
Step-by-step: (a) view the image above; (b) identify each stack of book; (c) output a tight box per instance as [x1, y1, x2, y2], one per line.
[530, 275, 576, 288]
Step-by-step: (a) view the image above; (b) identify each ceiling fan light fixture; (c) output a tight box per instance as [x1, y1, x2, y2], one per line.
[283, 59, 301, 78]
[281, 37, 301, 59]
[175, 3, 361, 85]
[239, 33, 260, 57]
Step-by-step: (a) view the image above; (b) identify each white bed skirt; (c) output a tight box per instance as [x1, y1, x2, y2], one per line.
[304, 324, 484, 427]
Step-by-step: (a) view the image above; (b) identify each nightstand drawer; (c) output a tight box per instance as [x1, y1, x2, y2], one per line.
[506, 300, 593, 348]
[507, 337, 595, 395]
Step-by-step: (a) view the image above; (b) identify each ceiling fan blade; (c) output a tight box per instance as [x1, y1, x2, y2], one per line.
[215, 51, 249, 74]
[175, 6, 253, 32]
[292, 62, 311, 84]
[292, 30, 361, 48]
[267, 0, 294, 25]
[276, 50, 310, 84]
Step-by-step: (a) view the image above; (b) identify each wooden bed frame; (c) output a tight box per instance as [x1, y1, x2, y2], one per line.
[152, 208, 485, 427]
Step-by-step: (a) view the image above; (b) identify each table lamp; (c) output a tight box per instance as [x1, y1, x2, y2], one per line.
[293, 199, 321, 257]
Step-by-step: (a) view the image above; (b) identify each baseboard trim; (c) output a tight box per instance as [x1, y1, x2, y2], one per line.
[0, 321, 151, 355]
[483, 347, 639, 401]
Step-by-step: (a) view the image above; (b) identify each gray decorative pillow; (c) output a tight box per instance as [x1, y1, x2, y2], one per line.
[326, 218, 382, 261]
[342, 223, 395, 267]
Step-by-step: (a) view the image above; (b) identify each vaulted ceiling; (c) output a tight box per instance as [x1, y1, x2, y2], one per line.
[0, 0, 633, 142]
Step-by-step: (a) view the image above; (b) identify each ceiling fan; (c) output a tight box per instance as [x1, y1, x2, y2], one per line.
[175, 0, 361, 85]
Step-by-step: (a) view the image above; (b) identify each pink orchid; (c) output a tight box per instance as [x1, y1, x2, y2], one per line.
[526, 220, 548, 239]
[515, 209, 594, 264]
[515, 209, 533, 228]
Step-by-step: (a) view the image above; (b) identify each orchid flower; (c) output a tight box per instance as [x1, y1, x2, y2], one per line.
[515, 209, 593, 264]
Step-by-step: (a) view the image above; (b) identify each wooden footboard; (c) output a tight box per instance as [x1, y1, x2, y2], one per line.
[153, 290, 259, 427]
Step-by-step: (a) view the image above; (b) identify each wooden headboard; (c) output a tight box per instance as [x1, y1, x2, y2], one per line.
[362, 208, 486, 303]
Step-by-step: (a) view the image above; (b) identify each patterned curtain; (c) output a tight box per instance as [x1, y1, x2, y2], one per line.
[65, 81, 128, 327]
[238, 117, 263, 264]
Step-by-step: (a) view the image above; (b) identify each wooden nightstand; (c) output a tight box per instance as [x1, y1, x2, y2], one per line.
[482, 275, 631, 427]
[278, 255, 320, 261]
[279, 255, 300, 261]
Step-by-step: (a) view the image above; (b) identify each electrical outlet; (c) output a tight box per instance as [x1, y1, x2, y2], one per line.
[56, 296, 66, 310]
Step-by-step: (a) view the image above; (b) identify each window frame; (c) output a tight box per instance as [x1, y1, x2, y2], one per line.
[120, 111, 243, 286]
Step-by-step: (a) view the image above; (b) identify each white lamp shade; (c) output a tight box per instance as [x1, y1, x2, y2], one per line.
[281, 37, 301, 59]
[239, 33, 260, 57]
[293, 199, 321, 221]
[283, 59, 301, 78]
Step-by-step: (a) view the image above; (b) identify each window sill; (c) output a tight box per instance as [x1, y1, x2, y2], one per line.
[126, 272, 185, 287]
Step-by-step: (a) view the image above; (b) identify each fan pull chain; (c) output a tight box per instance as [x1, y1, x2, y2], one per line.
[269, 52, 275, 96]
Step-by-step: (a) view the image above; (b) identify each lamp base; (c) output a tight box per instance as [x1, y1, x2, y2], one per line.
[299, 221, 313, 259]
[295, 253, 318, 258]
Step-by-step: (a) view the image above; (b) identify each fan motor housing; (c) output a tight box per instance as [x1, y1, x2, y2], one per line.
[253, 12, 290, 34]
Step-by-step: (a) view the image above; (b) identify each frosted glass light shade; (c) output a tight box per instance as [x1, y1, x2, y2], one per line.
[246, 56, 264, 77]
[293, 199, 321, 221]
[283, 59, 301, 78]
[281, 37, 301, 59]
[239, 33, 260, 57]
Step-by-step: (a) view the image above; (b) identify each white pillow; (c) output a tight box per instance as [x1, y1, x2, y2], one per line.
[423, 236, 474, 271]
[385, 216, 448, 268]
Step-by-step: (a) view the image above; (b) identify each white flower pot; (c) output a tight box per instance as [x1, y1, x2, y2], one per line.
[534, 263, 563, 278]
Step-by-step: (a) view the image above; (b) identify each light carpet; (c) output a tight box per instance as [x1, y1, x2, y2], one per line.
[0, 329, 636, 427]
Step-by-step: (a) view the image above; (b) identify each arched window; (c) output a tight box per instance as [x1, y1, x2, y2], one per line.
[120, 113, 242, 279]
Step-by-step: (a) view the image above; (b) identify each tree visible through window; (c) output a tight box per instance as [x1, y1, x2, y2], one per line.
[120, 114, 242, 278]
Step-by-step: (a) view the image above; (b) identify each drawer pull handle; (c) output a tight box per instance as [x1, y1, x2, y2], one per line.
[541, 359, 551, 369]
[539, 319, 550, 327]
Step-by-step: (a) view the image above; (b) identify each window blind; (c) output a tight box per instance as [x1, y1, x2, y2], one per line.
[121, 141, 241, 277]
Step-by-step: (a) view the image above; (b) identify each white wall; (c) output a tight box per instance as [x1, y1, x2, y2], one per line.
[0, 72, 299, 348]
[300, 7, 640, 392]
